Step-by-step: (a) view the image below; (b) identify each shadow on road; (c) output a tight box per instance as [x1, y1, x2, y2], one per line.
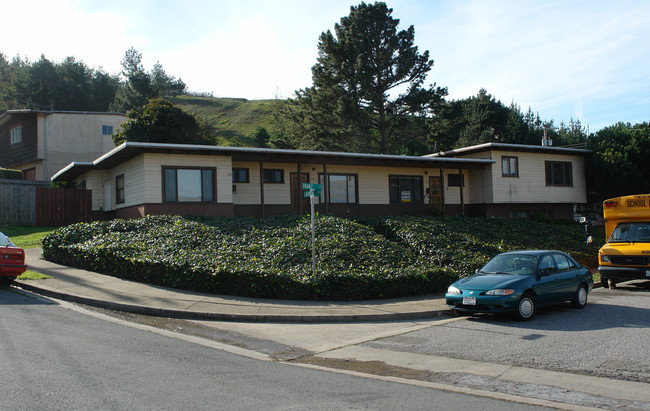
[0, 286, 54, 305]
[463, 281, 650, 332]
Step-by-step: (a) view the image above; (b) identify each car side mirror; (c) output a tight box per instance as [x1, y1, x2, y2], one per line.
[586, 236, 593, 245]
[538, 269, 550, 276]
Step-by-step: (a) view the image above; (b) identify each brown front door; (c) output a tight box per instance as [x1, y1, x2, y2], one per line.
[290, 173, 310, 214]
[429, 176, 443, 214]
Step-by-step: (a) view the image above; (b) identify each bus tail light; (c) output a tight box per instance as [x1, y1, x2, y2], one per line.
[604, 201, 619, 208]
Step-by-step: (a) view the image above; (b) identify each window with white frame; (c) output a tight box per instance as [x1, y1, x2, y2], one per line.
[102, 125, 113, 135]
[319, 174, 357, 204]
[163, 167, 215, 202]
[10, 126, 22, 144]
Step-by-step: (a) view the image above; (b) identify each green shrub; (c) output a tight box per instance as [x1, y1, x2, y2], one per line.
[41, 214, 598, 300]
[0, 168, 23, 180]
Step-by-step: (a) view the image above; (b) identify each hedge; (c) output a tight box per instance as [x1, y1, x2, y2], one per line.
[41, 214, 599, 300]
[0, 168, 23, 180]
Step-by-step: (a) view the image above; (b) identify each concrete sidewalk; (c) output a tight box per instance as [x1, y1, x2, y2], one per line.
[16, 248, 451, 322]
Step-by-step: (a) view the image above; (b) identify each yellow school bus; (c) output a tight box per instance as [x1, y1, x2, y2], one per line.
[598, 194, 650, 288]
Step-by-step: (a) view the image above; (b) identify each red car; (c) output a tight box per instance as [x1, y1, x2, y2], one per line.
[0, 232, 26, 286]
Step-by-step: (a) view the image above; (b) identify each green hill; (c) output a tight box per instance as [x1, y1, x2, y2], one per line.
[168, 95, 286, 146]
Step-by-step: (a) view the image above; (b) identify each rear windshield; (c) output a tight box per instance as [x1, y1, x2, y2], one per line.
[0, 232, 16, 247]
[609, 222, 650, 242]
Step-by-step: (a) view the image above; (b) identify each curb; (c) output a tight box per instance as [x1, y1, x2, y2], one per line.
[14, 280, 454, 323]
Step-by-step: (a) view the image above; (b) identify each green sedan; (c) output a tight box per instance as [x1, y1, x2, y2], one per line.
[446, 250, 593, 321]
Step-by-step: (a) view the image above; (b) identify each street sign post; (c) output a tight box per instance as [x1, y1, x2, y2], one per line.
[302, 183, 323, 275]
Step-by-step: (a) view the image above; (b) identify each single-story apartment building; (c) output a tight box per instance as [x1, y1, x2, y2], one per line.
[50, 141, 590, 220]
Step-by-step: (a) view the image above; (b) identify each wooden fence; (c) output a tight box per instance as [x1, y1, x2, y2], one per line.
[0, 179, 91, 226]
[36, 187, 91, 226]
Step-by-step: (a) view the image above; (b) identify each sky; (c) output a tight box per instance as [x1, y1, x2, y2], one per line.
[3, 0, 649, 132]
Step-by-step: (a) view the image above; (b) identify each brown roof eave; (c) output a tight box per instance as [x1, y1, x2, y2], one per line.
[230, 152, 492, 168]
[428, 142, 592, 157]
[51, 142, 496, 182]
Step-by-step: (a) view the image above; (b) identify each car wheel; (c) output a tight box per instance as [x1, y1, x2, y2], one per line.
[515, 293, 536, 321]
[571, 285, 588, 308]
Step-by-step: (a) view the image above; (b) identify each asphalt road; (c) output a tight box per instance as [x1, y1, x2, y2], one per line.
[0, 288, 546, 411]
[363, 280, 650, 383]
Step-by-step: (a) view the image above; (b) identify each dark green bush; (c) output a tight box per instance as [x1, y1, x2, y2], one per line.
[0, 168, 23, 180]
[41, 214, 599, 300]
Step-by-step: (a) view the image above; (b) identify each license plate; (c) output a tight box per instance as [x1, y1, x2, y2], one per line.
[463, 296, 477, 306]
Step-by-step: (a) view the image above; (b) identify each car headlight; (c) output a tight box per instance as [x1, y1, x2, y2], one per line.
[447, 286, 461, 295]
[485, 289, 515, 296]
[600, 255, 610, 263]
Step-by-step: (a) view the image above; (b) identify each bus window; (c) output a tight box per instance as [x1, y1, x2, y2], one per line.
[610, 223, 650, 242]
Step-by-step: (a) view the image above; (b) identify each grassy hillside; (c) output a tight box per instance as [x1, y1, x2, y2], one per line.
[169, 95, 285, 146]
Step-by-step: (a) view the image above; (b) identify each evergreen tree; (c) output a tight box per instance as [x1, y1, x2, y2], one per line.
[111, 48, 186, 112]
[282, 2, 446, 154]
[586, 122, 650, 201]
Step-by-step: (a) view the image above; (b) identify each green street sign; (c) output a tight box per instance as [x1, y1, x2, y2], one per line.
[303, 189, 322, 197]
[302, 183, 322, 191]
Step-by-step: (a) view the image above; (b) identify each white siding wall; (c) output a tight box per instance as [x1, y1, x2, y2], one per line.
[109, 156, 145, 210]
[232, 161, 261, 204]
[142, 153, 233, 204]
[491, 151, 587, 203]
[82, 171, 109, 211]
[441, 168, 471, 205]
[70, 149, 586, 214]
[298, 164, 431, 205]
[77, 153, 233, 211]
[230, 162, 477, 206]
[467, 168, 489, 204]
[260, 162, 295, 205]
[449, 152, 493, 204]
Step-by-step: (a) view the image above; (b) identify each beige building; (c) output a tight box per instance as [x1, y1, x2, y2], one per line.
[427, 142, 590, 219]
[0, 110, 126, 181]
[51, 141, 590, 220]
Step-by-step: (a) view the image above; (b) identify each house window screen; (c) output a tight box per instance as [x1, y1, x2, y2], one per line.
[263, 169, 284, 183]
[447, 173, 465, 187]
[502, 156, 518, 177]
[10, 126, 22, 144]
[164, 167, 214, 202]
[545, 161, 573, 186]
[389, 176, 423, 204]
[116, 174, 125, 204]
[319, 174, 357, 203]
[232, 168, 249, 183]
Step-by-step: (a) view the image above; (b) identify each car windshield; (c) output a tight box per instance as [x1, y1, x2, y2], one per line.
[479, 254, 538, 275]
[609, 222, 650, 242]
[0, 232, 16, 247]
